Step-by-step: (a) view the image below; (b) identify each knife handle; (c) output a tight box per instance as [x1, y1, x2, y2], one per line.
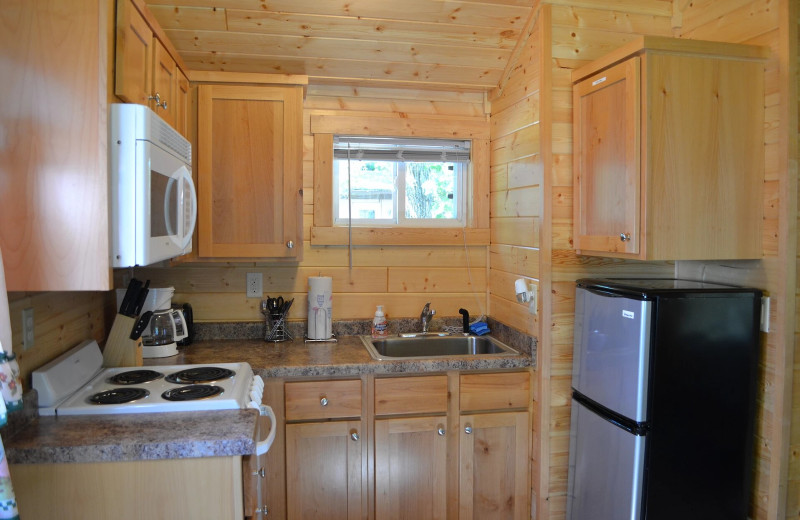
[130, 311, 153, 340]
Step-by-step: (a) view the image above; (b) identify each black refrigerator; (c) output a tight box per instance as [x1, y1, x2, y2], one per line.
[566, 278, 761, 520]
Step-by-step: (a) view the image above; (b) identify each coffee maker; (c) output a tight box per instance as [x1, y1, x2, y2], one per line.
[115, 287, 187, 358]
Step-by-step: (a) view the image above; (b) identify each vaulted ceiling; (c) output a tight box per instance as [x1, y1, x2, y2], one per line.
[146, 0, 535, 91]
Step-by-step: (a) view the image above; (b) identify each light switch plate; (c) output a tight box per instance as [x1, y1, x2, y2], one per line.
[22, 307, 34, 350]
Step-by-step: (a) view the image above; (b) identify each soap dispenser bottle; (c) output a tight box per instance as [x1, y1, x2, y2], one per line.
[372, 305, 388, 339]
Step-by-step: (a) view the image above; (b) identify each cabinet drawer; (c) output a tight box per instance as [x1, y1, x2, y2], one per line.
[460, 372, 530, 411]
[285, 380, 362, 421]
[375, 375, 448, 416]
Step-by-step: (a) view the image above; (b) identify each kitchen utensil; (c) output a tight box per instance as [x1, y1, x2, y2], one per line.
[119, 278, 142, 316]
[266, 296, 284, 315]
[131, 279, 150, 316]
[130, 311, 153, 340]
[265, 298, 293, 342]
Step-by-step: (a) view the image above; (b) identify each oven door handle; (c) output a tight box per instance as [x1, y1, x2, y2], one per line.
[256, 404, 277, 456]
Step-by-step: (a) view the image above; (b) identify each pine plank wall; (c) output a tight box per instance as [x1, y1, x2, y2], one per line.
[5, 0, 800, 519]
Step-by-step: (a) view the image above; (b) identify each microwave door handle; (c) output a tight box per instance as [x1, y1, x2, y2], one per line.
[164, 166, 196, 250]
[179, 166, 197, 250]
[163, 177, 176, 238]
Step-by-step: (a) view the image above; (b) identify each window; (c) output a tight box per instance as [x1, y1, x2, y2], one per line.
[333, 136, 470, 227]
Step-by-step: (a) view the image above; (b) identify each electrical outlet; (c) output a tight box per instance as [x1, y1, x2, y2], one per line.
[246, 273, 263, 298]
[22, 307, 34, 350]
[760, 296, 770, 333]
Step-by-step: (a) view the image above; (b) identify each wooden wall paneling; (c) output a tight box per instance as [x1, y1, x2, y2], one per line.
[490, 123, 541, 165]
[471, 138, 492, 229]
[310, 227, 490, 246]
[313, 133, 333, 227]
[7, 292, 107, 388]
[549, 4, 673, 36]
[490, 186, 542, 218]
[175, 292, 487, 322]
[387, 268, 486, 293]
[490, 218, 540, 249]
[310, 114, 490, 139]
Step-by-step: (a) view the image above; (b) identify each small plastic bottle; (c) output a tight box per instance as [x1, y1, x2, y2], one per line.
[372, 305, 389, 339]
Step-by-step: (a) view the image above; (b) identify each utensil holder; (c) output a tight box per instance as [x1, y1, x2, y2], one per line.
[103, 314, 143, 367]
[265, 309, 292, 342]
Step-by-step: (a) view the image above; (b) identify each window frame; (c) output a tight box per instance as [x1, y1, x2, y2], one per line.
[310, 114, 490, 246]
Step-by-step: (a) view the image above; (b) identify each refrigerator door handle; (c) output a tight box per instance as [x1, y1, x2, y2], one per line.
[572, 390, 649, 436]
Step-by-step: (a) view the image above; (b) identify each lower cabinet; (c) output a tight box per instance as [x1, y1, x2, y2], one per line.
[278, 370, 531, 520]
[459, 412, 530, 520]
[375, 416, 449, 519]
[286, 420, 363, 519]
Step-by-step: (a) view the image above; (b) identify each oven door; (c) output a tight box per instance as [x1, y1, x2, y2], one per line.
[137, 140, 197, 266]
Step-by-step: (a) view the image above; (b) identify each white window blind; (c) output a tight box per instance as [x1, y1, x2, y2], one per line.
[333, 136, 471, 163]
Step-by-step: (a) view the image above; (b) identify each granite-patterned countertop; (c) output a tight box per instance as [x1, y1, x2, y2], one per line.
[5, 331, 533, 466]
[144, 335, 534, 377]
[6, 409, 258, 465]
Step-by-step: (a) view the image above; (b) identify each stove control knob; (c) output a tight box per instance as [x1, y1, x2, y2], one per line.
[320, 396, 328, 407]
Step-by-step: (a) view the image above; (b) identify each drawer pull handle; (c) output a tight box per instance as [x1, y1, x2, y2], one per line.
[351, 430, 359, 441]
[437, 426, 445, 436]
[464, 424, 473, 435]
[320, 397, 328, 407]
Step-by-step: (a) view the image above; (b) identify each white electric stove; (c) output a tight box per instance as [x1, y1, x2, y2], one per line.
[32, 340, 264, 416]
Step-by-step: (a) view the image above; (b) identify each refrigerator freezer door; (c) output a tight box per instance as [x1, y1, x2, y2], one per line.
[572, 286, 651, 422]
[567, 399, 645, 520]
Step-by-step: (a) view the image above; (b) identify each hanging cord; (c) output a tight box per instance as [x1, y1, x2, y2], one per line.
[347, 143, 353, 270]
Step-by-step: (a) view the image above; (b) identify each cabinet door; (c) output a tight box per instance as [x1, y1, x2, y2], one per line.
[152, 38, 177, 126]
[459, 411, 529, 520]
[286, 420, 363, 520]
[175, 69, 190, 138]
[115, 0, 152, 105]
[1, 0, 110, 290]
[375, 416, 448, 520]
[573, 57, 640, 255]
[197, 84, 303, 258]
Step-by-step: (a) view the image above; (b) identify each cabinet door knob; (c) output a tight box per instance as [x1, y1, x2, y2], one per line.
[148, 92, 167, 110]
[286, 240, 294, 249]
[253, 467, 266, 478]
[437, 426, 446, 436]
[619, 232, 631, 242]
[320, 396, 328, 407]
[464, 424, 473, 435]
[350, 430, 359, 441]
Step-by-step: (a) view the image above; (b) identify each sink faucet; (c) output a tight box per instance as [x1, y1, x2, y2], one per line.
[420, 302, 436, 333]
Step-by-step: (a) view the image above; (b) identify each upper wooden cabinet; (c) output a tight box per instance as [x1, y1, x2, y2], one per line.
[0, 0, 110, 291]
[115, 0, 187, 136]
[197, 84, 304, 260]
[572, 36, 768, 261]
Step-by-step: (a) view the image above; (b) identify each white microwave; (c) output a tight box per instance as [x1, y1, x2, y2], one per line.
[109, 104, 196, 268]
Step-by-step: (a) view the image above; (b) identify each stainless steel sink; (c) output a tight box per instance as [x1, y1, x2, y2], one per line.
[360, 334, 519, 360]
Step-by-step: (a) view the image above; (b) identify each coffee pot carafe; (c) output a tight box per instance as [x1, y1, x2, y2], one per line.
[141, 308, 187, 358]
